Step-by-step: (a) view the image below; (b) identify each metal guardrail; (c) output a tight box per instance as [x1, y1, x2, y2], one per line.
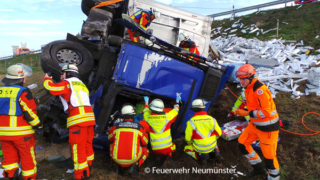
[208, 0, 297, 18]
[0, 49, 41, 61]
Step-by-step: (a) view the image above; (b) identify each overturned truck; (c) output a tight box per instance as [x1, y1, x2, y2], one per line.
[39, 0, 234, 142]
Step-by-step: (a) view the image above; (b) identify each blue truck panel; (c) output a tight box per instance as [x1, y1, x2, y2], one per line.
[113, 42, 204, 102]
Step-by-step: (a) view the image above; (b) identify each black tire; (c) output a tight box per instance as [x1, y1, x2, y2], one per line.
[81, 0, 97, 16]
[81, 0, 119, 16]
[40, 40, 94, 80]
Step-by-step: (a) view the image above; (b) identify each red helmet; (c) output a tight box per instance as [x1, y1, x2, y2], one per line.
[236, 64, 256, 78]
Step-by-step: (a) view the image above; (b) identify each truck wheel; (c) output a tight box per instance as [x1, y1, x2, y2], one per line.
[41, 40, 94, 80]
[81, 0, 97, 16]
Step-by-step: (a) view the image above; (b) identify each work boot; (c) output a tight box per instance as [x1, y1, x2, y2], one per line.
[8, 169, 21, 180]
[154, 154, 168, 167]
[81, 170, 89, 180]
[128, 163, 139, 176]
[114, 164, 123, 175]
[198, 153, 209, 165]
[213, 148, 224, 163]
[247, 163, 267, 178]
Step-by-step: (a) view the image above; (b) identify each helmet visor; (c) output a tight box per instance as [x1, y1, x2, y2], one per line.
[17, 63, 32, 77]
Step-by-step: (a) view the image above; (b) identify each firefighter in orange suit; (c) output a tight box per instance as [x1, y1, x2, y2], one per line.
[108, 104, 150, 175]
[43, 64, 95, 180]
[0, 64, 40, 180]
[235, 64, 280, 179]
[184, 98, 221, 164]
[128, 8, 159, 43]
[178, 33, 200, 62]
[143, 95, 179, 165]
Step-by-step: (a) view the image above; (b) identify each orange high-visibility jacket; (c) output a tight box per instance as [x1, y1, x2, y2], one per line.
[131, 10, 153, 30]
[108, 119, 149, 167]
[245, 78, 279, 132]
[0, 85, 40, 140]
[43, 77, 96, 128]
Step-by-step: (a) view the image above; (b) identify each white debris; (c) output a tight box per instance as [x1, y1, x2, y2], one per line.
[211, 36, 320, 97]
[249, 28, 259, 34]
[66, 169, 74, 173]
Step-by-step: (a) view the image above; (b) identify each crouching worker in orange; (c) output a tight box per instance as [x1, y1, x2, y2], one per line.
[184, 98, 222, 165]
[178, 33, 200, 62]
[108, 104, 150, 175]
[43, 64, 96, 180]
[235, 64, 280, 179]
[129, 8, 159, 43]
[143, 95, 179, 166]
[0, 64, 40, 180]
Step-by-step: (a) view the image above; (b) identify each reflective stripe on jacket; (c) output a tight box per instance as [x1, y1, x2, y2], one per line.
[43, 77, 96, 128]
[246, 78, 279, 132]
[0, 85, 25, 116]
[108, 120, 149, 167]
[143, 105, 179, 150]
[0, 86, 40, 138]
[185, 111, 221, 153]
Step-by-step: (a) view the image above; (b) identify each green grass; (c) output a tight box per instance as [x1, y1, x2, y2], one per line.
[0, 54, 42, 74]
[212, 2, 320, 50]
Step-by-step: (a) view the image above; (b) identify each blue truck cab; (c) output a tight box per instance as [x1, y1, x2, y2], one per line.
[94, 41, 233, 137]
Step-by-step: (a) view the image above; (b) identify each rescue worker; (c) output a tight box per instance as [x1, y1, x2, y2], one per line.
[143, 95, 180, 166]
[184, 98, 222, 165]
[108, 104, 150, 175]
[227, 88, 250, 122]
[0, 64, 40, 180]
[178, 33, 200, 61]
[235, 64, 280, 179]
[43, 64, 95, 180]
[128, 8, 159, 43]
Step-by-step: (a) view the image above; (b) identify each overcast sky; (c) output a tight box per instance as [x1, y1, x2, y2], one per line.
[0, 0, 294, 57]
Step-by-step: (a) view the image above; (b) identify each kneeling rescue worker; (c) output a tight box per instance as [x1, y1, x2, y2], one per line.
[143, 95, 180, 165]
[0, 64, 40, 180]
[108, 104, 150, 175]
[184, 98, 221, 165]
[43, 64, 96, 180]
[235, 64, 280, 179]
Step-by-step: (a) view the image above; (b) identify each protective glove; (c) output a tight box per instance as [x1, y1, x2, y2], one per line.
[176, 93, 182, 103]
[235, 109, 249, 117]
[144, 39, 153, 46]
[144, 96, 149, 105]
[227, 111, 235, 120]
[33, 124, 43, 135]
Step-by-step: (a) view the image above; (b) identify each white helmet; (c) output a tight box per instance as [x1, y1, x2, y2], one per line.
[5, 64, 32, 79]
[150, 8, 160, 19]
[178, 33, 187, 42]
[62, 64, 78, 73]
[121, 104, 136, 115]
[192, 98, 206, 109]
[150, 98, 164, 112]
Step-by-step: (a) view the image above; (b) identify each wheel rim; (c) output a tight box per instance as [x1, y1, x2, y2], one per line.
[56, 49, 82, 65]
